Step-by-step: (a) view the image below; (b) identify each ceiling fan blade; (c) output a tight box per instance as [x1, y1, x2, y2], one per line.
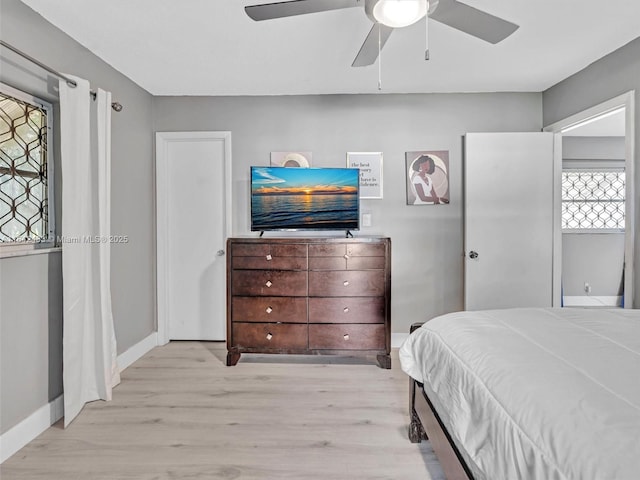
[352, 23, 394, 67]
[429, 0, 518, 44]
[245, 0, 361, 21]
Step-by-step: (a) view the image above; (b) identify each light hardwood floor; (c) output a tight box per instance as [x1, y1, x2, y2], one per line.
[1, 342, 444, 480]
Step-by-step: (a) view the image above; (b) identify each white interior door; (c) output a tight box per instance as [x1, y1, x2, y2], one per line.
[464, 132, 555, 311]
[156, 132, 232, 342]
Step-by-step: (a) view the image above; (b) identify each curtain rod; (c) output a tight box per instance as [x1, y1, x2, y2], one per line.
[1, 40, 123, 112]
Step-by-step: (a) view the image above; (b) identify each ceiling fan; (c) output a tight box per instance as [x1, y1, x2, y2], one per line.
[245, 0, 519, 67]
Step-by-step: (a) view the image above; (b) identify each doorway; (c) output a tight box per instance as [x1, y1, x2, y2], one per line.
[544, 91, 635, 309]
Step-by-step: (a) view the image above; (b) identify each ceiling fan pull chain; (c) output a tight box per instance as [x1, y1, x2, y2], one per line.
[378, 24, 382, 90]
[425, 13, 430, 60]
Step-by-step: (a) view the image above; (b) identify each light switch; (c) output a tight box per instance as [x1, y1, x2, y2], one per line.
[362, 213, 372, 227]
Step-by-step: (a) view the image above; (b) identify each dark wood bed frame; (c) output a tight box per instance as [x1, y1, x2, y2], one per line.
[408, 323, 475, 480]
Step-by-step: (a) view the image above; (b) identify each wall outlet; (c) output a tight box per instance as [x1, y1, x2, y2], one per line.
[584, 282, 591, 294]
[362, 213, 372, 227]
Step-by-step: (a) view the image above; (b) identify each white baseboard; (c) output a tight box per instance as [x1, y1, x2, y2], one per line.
[392, 333, 409, 348]
[1, 331, 158, 464]
[563, 295, 623, 307]
[0, 395, 64, 464]
[117, 332, 158, 372]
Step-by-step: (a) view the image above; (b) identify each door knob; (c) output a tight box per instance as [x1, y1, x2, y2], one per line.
[216, 249, 225, 256]
[469, 251, 479, 259]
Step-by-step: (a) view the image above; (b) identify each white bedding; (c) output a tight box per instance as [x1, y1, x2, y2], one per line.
[399, 308, 640, 480]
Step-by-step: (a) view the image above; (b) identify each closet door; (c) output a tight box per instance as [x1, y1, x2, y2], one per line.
[156, 131, 232, 342]
[464, 132, 555, 311]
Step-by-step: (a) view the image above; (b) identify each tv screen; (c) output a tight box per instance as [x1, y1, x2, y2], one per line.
[251, 166, 360, 232]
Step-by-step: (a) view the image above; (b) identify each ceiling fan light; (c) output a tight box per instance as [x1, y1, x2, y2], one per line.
[373, 0, 428, 28]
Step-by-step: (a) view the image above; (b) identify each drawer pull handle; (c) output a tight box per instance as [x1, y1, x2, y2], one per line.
[265, 280, 273, 288]
[266, 333, 273, 340]
[266, 254, 272, 261]
[266, 306, 273, 314]
[343, 307, 349, 313]
[343, 254, 349, 260]
[343, 281, 349, 286]
[343, 334, 350, 341]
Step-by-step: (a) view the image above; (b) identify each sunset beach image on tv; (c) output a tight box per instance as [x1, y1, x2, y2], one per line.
[250, 166, 360, 231]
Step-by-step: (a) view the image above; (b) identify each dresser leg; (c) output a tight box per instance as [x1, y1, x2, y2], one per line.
[376, 353, 391, 369]
[226, 351, 241, 366]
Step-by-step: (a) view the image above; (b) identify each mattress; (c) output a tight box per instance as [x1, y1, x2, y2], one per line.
[399, 307, 640, 480]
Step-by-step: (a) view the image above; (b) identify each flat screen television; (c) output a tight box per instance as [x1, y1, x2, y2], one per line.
[251, 166, 360, 232]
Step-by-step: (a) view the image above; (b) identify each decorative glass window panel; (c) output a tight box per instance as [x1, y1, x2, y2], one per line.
[561, 170, 625, 230]
[0, 87, 52, 242]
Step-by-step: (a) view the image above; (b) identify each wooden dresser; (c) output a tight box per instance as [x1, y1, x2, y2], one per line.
[226, 237, 391, 368]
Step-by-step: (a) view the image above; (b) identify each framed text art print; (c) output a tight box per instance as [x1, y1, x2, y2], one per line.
[347, 152, 383, 199]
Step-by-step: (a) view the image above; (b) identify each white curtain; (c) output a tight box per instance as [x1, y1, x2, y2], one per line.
[59, 76, 120, 427]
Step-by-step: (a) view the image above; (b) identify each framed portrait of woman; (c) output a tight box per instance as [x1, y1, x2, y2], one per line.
[405, 150, 450, 205]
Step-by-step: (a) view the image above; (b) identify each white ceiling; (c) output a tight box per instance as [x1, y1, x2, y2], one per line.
[19, 0, 640, 96]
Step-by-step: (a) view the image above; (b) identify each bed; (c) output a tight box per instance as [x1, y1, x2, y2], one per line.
[399, 307, 640, 480]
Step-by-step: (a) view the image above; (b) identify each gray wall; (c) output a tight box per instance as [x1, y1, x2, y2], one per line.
[563, 136, 626, 160]
[562, 233, 625, 297]
[0, 253, 63, 432]
[0, 0, 155, 434]
[543, 36, 640, 307]
[154, 93, 542, 336]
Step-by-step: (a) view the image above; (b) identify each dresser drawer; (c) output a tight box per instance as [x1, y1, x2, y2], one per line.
[232, 270, 308, 296]
[232, 255, 307, 270]
[232, 243, 307, 257]
[233, 323, 308, 350]
[308, 256, 386, 271]
[309, 324, 385, 350]
[308, 271, 385, 297]
[232, 296, 307, 323]
[308, 297, 385, 323]
[308, 243, 385, 258]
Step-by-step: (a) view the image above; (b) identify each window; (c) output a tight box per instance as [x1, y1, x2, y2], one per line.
[0, 83, 54, 245]
[561, 169, 625, 230]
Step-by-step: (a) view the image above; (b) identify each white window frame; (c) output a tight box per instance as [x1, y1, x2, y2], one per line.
[0, 82, 57, 257]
